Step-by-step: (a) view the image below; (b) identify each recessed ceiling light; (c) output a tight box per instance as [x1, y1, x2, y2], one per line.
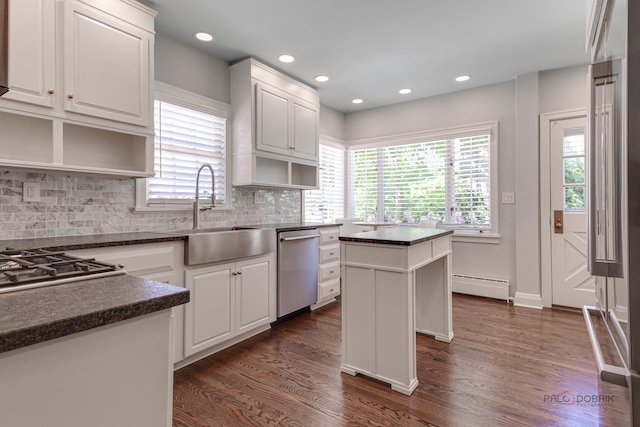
[278, 54, 295, 63]
[399, 88, 412, 95]
[194, 32, 214, 42]
[315, 75, 329, 82]
[455, 75, 471, 82]
[352, 99, 363, 104]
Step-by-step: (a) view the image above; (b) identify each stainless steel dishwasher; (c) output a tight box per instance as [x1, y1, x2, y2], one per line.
[277, 229, 319, 317]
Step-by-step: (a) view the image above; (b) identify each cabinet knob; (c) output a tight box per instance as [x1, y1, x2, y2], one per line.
[117, 264, 125, 269]
[330, 252, 334, 256]
[330, 236, 335, 239]
[48, 89, 55, 95]
[330, 289, 334, 293]
[67, 94, 74, 99]
[330, 270, 334, 274]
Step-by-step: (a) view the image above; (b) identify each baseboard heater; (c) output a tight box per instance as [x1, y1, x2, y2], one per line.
[452, 274, 510, 302]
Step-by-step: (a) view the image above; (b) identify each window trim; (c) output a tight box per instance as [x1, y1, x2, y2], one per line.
[302, 135, 347, 222]
[345, 121, 500, 241]
[134, 81, 233, 212]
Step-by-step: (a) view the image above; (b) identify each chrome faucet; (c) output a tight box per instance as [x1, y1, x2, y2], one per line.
[193, 163, 215, 229]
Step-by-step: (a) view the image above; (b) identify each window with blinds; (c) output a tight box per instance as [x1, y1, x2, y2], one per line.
[146, 100, 227, 205]
[348, 133, 492, 231]
[305, 144, 345, 222]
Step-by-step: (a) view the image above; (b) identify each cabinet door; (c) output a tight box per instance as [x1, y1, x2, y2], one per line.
[255, 82, 290, 156]
[291, 97, 319, 161]
[235, 258, 271, 334]
[184, 263, 235, 357]
[63, 0, 149, 126]
[4, 0, 55, 107]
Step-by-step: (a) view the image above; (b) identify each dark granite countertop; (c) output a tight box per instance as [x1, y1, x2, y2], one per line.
[0, 232, 186, 252]
[241, 222, 341, 232]
[339, 227, 453, 246]
[0, 274, 189, 354]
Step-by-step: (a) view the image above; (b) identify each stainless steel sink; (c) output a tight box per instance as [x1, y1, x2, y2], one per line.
[166, 227, 276, 265]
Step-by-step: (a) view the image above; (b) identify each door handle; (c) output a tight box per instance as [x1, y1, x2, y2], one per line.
[554, 210, 563, 234]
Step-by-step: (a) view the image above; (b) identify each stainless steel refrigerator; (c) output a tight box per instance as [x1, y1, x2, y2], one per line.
[584, 0, 640, 424]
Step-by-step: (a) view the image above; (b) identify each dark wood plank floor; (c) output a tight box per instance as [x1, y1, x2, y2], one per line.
[173, 294, 630, 426]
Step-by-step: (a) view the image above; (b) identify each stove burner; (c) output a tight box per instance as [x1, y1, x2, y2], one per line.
[0, 248, 125, 293]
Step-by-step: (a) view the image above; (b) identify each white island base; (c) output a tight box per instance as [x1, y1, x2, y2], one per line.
[340, 229, 453, 395]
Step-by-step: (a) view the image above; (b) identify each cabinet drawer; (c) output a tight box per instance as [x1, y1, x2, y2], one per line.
[319, 244, 340, 263]
[319, 260, 340, 282]
[318, 278, 340, 302]
[319, 227, 340, 245]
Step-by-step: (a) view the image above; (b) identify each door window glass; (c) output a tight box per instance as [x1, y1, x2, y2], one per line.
[562, 128, 586, 212]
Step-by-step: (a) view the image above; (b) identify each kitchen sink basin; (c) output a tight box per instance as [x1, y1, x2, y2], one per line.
[166, 227, 276, 265]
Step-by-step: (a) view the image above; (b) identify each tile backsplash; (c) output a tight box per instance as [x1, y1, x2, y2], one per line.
[0, 168, 301, 240]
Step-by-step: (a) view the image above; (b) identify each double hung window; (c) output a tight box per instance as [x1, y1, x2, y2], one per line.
[137, 82, 230, 210]
[304, 142, 345, 222]
[348, 123, 497, 233]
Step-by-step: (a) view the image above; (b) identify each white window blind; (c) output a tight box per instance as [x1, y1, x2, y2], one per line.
[348, 133, 492, 231]
[148, 100, 227, 205]
[305, 144, 345, 222]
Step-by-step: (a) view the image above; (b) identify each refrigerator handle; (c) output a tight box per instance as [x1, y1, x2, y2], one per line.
[588, 59, 624, 278]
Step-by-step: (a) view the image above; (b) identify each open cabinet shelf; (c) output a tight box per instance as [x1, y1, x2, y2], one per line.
[0, 109, 153, 177]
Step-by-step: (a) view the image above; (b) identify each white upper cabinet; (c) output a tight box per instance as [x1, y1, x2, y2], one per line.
[230, 58, 320, 189]
[0, 0, 156, 177]
[63, 0, 150, 126]
[291, 97, 319, 160]
[255, 81, 319, 161]
[256, 82, 291, 155]
[5, 0, 55, 107]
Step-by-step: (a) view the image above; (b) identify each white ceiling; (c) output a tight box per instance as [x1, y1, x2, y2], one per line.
[140, 0, 590, 112]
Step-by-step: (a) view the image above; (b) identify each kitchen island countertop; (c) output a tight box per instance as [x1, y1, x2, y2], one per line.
[340, 226, 453, 246]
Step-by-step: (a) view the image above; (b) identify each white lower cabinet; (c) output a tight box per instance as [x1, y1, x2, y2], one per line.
[313, 226, 341, 309]
[183, 253, 276, 359]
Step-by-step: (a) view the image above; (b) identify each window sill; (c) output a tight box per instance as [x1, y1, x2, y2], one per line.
[452, 232, 500, 244]
[132, 204, 234, 213]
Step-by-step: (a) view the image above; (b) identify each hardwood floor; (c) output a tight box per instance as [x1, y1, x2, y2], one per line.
[173, 294, 630, 426]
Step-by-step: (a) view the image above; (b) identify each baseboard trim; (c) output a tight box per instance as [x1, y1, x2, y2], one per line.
[513, 292, 543, 309]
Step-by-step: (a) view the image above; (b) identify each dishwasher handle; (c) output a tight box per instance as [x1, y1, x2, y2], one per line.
[280, 234, 320, 242]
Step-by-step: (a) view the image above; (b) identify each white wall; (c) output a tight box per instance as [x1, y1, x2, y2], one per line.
[344, 81, 518, 288]
[155, 34, 231, 104]
[319, 105, 346, 141]
[514, 72, 542, 307]
[539, 65, 588, 114]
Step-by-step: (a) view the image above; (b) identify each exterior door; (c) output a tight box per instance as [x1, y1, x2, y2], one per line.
[550, 116, 597, 307]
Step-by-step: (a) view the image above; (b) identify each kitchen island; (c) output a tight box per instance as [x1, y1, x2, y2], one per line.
[340, 227, 453, 395]
[0, 273, 189, 427]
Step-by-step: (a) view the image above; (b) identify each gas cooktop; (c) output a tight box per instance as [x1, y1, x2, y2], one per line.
[0, 248, 126, 294]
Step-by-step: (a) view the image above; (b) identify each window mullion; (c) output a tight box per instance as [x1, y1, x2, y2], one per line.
[445, 139, 455, 224]
[376, 148, 385, 222]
